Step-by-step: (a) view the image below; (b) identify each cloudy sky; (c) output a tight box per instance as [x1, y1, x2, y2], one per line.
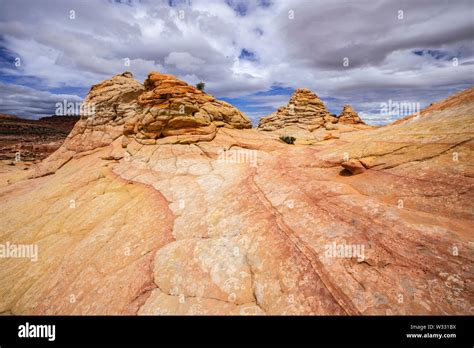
[0, 0, 473, 125]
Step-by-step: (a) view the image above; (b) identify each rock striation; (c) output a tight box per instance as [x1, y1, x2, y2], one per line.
[258, 88, 335, 131]
[30, 72, 252, 176]
[0, 73, 472, 316]
[258, 89, 367, 132]
[337, 104, 365, 124]
[123, 72, 252, 145]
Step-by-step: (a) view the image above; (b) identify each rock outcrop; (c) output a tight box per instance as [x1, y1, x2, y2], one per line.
[65, 71, 145, 153]
[0, 74, 472, 316]
[341, 159, 366, 175]
[64, 71, 251, 151]
[257, 89, 368, 134]
[393, 86, 474, 125]
[30, 72, 252, 176]
[123, 72, 251, 145]
[258, 88, 334, 131]
[337, 104, 365, 124]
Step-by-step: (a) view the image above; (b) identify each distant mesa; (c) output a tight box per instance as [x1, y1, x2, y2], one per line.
[38, 115, 81, 130]
[0, 113, 79, 161]
[0, 113, 19, 120]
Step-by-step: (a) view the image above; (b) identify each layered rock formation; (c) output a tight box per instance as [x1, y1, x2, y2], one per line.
[258, 88, 336, 131]
[0, 74, 472, 316]
[257, 88, 371, 145]
[64, 71, 145, 153]
[337, 104, 365, 124]
[124, 72, 251, 145]
[63, 71, 251, 152]
[30, 71, 252, 177]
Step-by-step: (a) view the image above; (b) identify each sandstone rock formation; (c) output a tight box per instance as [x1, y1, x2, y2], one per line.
[0, 75, 472, 316]
[257, 89, 369, 142]
[123, 72, 251, 145]
[258, 88, 334, 131]
[393, 86, 474, 125]
[337, 104, 365, 124]
[65, 71, 145, 153]
[30, 71, 252, 177]
[63, 70, 251, 152]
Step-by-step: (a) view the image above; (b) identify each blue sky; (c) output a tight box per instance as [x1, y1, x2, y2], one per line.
[0, 0, 473, 125]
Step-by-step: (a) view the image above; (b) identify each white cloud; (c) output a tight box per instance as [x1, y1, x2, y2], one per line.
[0, 82, 83, 119]
[0, 0, 472, 123]
[165, 52, 205, 72]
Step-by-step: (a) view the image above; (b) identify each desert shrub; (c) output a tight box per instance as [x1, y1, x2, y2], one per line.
[279, 135, 296, 144]
[196, 82, 205, 91]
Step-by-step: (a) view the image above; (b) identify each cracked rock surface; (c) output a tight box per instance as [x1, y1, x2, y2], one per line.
[0, 77, 472, 315]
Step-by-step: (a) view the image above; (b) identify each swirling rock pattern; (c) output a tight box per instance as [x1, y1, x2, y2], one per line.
[258, 88, 334, 131]
[0, 76, 472, 315]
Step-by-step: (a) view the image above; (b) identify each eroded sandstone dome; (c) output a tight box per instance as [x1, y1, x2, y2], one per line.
[68, 71, 252, 150]
[337, 104, 365, 125]
[30, 71, 252, 176]
[258, 88, 336, 131]
[65, 72, 145, 153]
[124, 72, 252, 145]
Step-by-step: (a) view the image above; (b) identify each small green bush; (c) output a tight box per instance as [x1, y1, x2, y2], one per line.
[280, 135, 296, 144]
[196, 82, 205, 91]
